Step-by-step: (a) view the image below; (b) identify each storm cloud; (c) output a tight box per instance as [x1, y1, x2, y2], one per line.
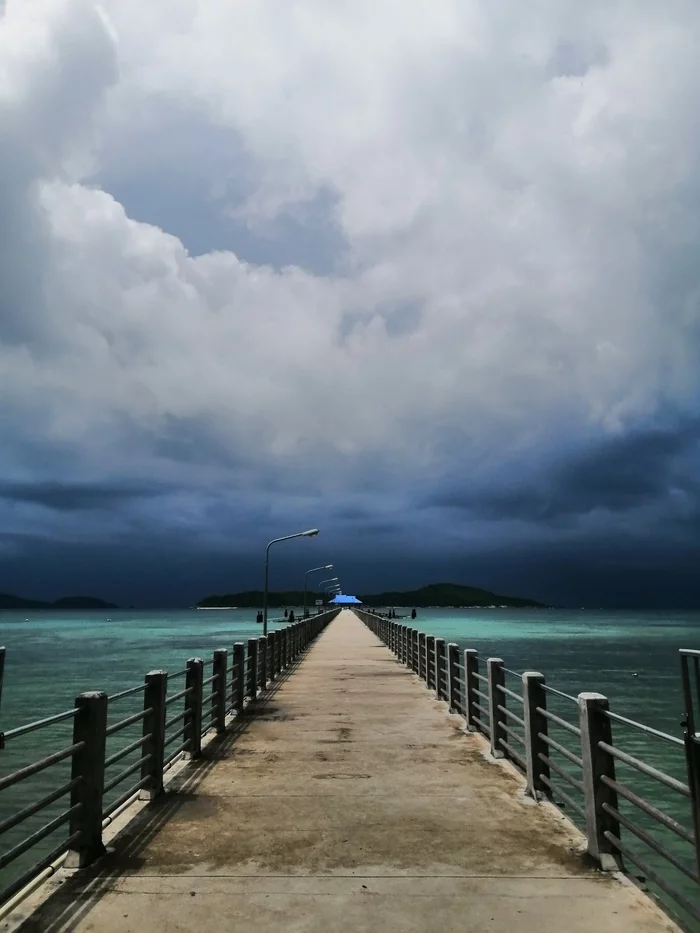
[1, 0, 699, 606]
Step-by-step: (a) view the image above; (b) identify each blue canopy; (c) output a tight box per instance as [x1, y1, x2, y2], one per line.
[329, 594, 362, 604]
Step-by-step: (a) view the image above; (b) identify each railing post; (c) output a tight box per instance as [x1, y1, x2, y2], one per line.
[67, 691, 108, 868]
[522, 672, 549, 798]
[447, 644, 459, 713]
[282, 627, 288, 669]
[402, 626, 408, 663]
[405, 628, 412, 667]
[185, 658, 203, 758]
[487, 658, 506, 758]
[434, 639, 446, 700]
[141, 670, 167, 801]
[418, 633, 426, 680]
[425, 636, 435, 689]
[464, 649, 479, 731]
[247, 639, 258, 700]
[268, 633, 276, 681]
[213, 649, 227, 733]
[413, 630, 419, 672]
[258, 636, 268, 689]
[579, 692, 620, 870]
[233, 642, 245, 712]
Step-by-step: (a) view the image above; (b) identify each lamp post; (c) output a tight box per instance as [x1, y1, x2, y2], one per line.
[324, 583, 341, 605]
[319, 578, 339, 605]
[304, 564, 333, 619]
[264, 529, 319, 636]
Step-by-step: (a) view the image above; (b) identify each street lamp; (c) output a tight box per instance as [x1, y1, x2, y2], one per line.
[304, 564, 333, 618]
[324, 583, 341, 604]
[264, 529, 319, 635]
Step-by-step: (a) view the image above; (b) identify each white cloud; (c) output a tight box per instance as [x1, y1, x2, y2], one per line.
[1, 0, 699, 551]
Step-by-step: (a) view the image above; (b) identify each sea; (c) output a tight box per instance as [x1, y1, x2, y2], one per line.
[0, 607, 699, 925]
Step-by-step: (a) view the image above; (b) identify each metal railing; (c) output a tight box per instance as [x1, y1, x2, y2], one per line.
[0, 610, 339, 912]
[354, 609, 700, 930]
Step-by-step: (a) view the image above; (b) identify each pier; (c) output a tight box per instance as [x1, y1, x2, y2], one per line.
[1, 608, 689, 931]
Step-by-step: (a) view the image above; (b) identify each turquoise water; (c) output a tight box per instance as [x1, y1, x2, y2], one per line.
[1, 607, 699, 924]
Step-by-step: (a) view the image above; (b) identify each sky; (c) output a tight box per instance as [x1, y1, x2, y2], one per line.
[1, 0, 699, 609]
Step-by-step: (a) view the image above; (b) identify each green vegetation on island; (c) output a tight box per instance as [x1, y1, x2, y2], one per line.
[0, 593, 118, 610]
[358, 582, 547, 608]
[198, 582, 547, 609]
[198, 590, 319, 609]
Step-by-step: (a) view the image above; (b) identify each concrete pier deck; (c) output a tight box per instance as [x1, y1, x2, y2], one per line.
[18, 610, 677, 932]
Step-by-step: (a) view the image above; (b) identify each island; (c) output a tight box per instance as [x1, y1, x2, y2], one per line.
[0, 593, 118, 610]
[357, 583, 547, 609]
[197, 582, 547, 609]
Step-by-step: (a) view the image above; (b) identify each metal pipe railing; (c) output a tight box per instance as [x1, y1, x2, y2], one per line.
[351, 606, 700, 927]
[0, 607, 341, 911]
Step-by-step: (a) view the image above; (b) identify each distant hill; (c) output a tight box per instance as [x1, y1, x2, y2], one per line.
[198, 590, 320, 609]
[0, 593, 118, 610]
[198, 583, 546, 610]
[358, 583, 547, 609]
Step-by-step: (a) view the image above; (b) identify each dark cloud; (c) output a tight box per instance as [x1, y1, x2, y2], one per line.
[0, 481, 162, 512]
[427, 420, 700, 524]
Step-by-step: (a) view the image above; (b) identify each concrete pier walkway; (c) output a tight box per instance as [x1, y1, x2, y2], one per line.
[20, 610, 677, 932]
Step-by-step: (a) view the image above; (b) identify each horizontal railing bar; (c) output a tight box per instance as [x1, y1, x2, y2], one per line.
[602, 710, 684, 747]
[472, 715, 490, 735]
[503, 667, 522, 677]
[163, 741, 190, 768]
[163, 751, 185, 774]
[164, 725, 187, 748]
[604, 832, 700, 922]
[499, 739, 526, 770]
[102, 776, 150, 819]
[537, 707, 581, 737]
[472, 687, 489, 703]
[0, 831, 81, 907]
[541, 684, 577, 702]
[540, 774, 586, 818]
[501, 722, 526, 746]
[599, 742, 690, 797]
[539, 733, 583, 768]
[107, 683, 147, 702]
[1, 708, 77, 743]
[171, 668, 189, 677]
[103, 754, 152, 795]
[0, 777, 81, 838]
[473, 672, 488, 683]
[602, 803, 699, 884]
[104, 735, 149, 769]
[473, 701, 488, 716]
[496, 684, 523, 704]
[164, 710, 190, 730]
[538, 753, 585, 793]
[0, 742, 85, 793]
[165, 687, 193, 706]
[105, 708, 152, 737]
[202, 674, 218, 687]
[600, 775, 694, 845]
[497, 705, 525, 728]
[0, 804, 81, 871]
